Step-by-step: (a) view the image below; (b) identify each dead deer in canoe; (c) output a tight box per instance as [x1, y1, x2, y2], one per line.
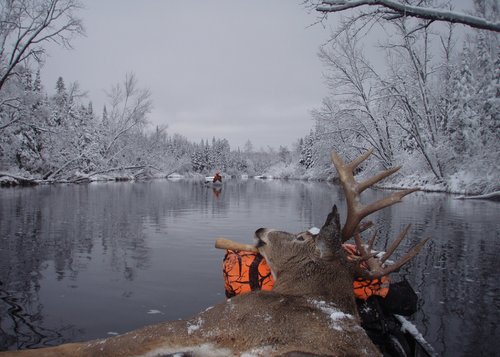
[2, 149, 429, 357]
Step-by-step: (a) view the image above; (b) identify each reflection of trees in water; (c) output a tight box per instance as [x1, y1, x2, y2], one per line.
[0, 287, 73, 350]
[0, 180, 235, 350]
[371, 195, 500, 357]
[0, 187, 71, 349]
[0, 184, 157, 349]
[98, 184, 150, 279]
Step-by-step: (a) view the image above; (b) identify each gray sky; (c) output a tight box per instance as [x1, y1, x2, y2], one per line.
[41, 0, 332, 150]
[41, 0, 475, 151]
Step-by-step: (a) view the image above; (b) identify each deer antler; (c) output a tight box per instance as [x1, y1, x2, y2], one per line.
[331, 149, 418, 242]
[332, 149, 429, 278]
[352, 226, 430, 279]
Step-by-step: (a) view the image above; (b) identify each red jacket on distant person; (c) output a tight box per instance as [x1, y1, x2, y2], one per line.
[213, 172, 222, 183]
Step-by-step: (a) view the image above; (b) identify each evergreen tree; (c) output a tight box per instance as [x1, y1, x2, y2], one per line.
[23, 68, 33, 92]
[299, 131, 315, 169]
[243, 139, 253, 153]
[33, 69, 42, 93]
[102, 105, 109, 127]
[447, 44, 475, 155]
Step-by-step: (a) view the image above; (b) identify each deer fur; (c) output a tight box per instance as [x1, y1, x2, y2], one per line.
[2, 206, 381, 357]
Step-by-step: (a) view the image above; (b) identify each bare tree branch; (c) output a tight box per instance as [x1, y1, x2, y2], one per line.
[0, 0, 85, 92]
[315, 0, 500, 32]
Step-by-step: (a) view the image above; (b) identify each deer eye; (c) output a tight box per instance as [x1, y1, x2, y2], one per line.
[295, 235, 305, 241]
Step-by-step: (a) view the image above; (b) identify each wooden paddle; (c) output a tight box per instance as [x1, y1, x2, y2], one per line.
[214, 238, 258, 252]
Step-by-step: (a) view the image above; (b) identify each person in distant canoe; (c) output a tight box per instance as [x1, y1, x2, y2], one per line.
[213, 171, 222, 183]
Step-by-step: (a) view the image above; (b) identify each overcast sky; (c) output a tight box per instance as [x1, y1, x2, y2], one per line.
[41, 0, 335, 150]
[41, 0, 475, 151]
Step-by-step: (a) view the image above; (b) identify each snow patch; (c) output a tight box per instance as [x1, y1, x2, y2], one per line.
[308, 227, 320, 235]
[167, 173, 184, 181]
[226, 298, 235, 311]
[395, 315, 437, 356]
[141, 343, 233, 357]
[308, 299, 353, 330]
[186, 317, 203, 335]
[455, 190, 500, 201]
[146, 309, 162, 314]
[0, 175, 19, 186]
[241, 345, 275, 357]
[256, 312, 273, 323]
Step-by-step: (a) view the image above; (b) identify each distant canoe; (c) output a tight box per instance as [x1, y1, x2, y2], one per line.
[167, 173, 184, 180]
[204, 180, 223, 187]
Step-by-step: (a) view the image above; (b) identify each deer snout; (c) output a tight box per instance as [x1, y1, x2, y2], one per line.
[254, 228, 272, 248]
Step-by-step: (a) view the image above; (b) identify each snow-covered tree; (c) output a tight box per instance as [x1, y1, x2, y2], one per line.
[299, 130, 316, 169]
[0, 0, 84, 92]
[308, 0, 499, 193]
[102, 105, 109, 127]
[191, 140, 208, 173]
[101, 73, 152, 168]
[212, 138, 230, 171]
[33, 69, 42, 93]
[243, 139, 253, 153]
[229, 148, 249, 174]
[317, 31, 396, 168]
[278, 145, 291, 166]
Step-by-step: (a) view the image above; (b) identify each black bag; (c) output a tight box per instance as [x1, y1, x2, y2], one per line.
[382, 279, 418, 316]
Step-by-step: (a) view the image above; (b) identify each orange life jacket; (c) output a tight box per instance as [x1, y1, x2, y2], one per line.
[342, 243, 390, 300]
[222, 245, 389, 300]
[223, 250, 274, 298]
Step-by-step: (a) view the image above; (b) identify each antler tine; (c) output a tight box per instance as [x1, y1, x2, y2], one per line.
[357, 166, 401, 193]
[353, 233, 376, 263]
[331, 151, 364, 242]
[358, 221, 374, 234]
[365, 237, 431, 279]
[331, 149, 420, 242]
[366, 231, 378, 252]
[360, 187, 420, 220]
[346, 148, 373, 172]
[353, 224, 431, 279]
[379, 224, 411, 264]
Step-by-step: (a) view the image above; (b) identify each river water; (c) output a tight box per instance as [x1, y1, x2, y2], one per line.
[0, 179, 498, 356]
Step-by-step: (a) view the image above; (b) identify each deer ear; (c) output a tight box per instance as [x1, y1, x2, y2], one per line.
[315, 205, 343, 259]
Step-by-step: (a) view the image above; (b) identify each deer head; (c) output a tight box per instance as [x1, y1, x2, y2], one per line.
[255, 150, 428, 288]
[254, 206, 359, 315]
[2, 149, 429, 357]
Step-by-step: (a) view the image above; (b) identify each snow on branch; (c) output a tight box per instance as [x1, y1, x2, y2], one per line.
[316, 0, 500, 32]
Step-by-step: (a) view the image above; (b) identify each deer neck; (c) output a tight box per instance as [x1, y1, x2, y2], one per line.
[271, 257, 357, 315]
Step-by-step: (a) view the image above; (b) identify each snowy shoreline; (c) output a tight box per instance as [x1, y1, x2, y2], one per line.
[1, 171, 498, 200]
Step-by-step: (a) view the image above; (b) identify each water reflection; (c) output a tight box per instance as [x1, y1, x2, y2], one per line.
[399, 195, 500, 357]
[0, 180, 498, 356]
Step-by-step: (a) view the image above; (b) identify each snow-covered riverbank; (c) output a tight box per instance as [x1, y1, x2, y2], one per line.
[2, 167, 498, 200]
